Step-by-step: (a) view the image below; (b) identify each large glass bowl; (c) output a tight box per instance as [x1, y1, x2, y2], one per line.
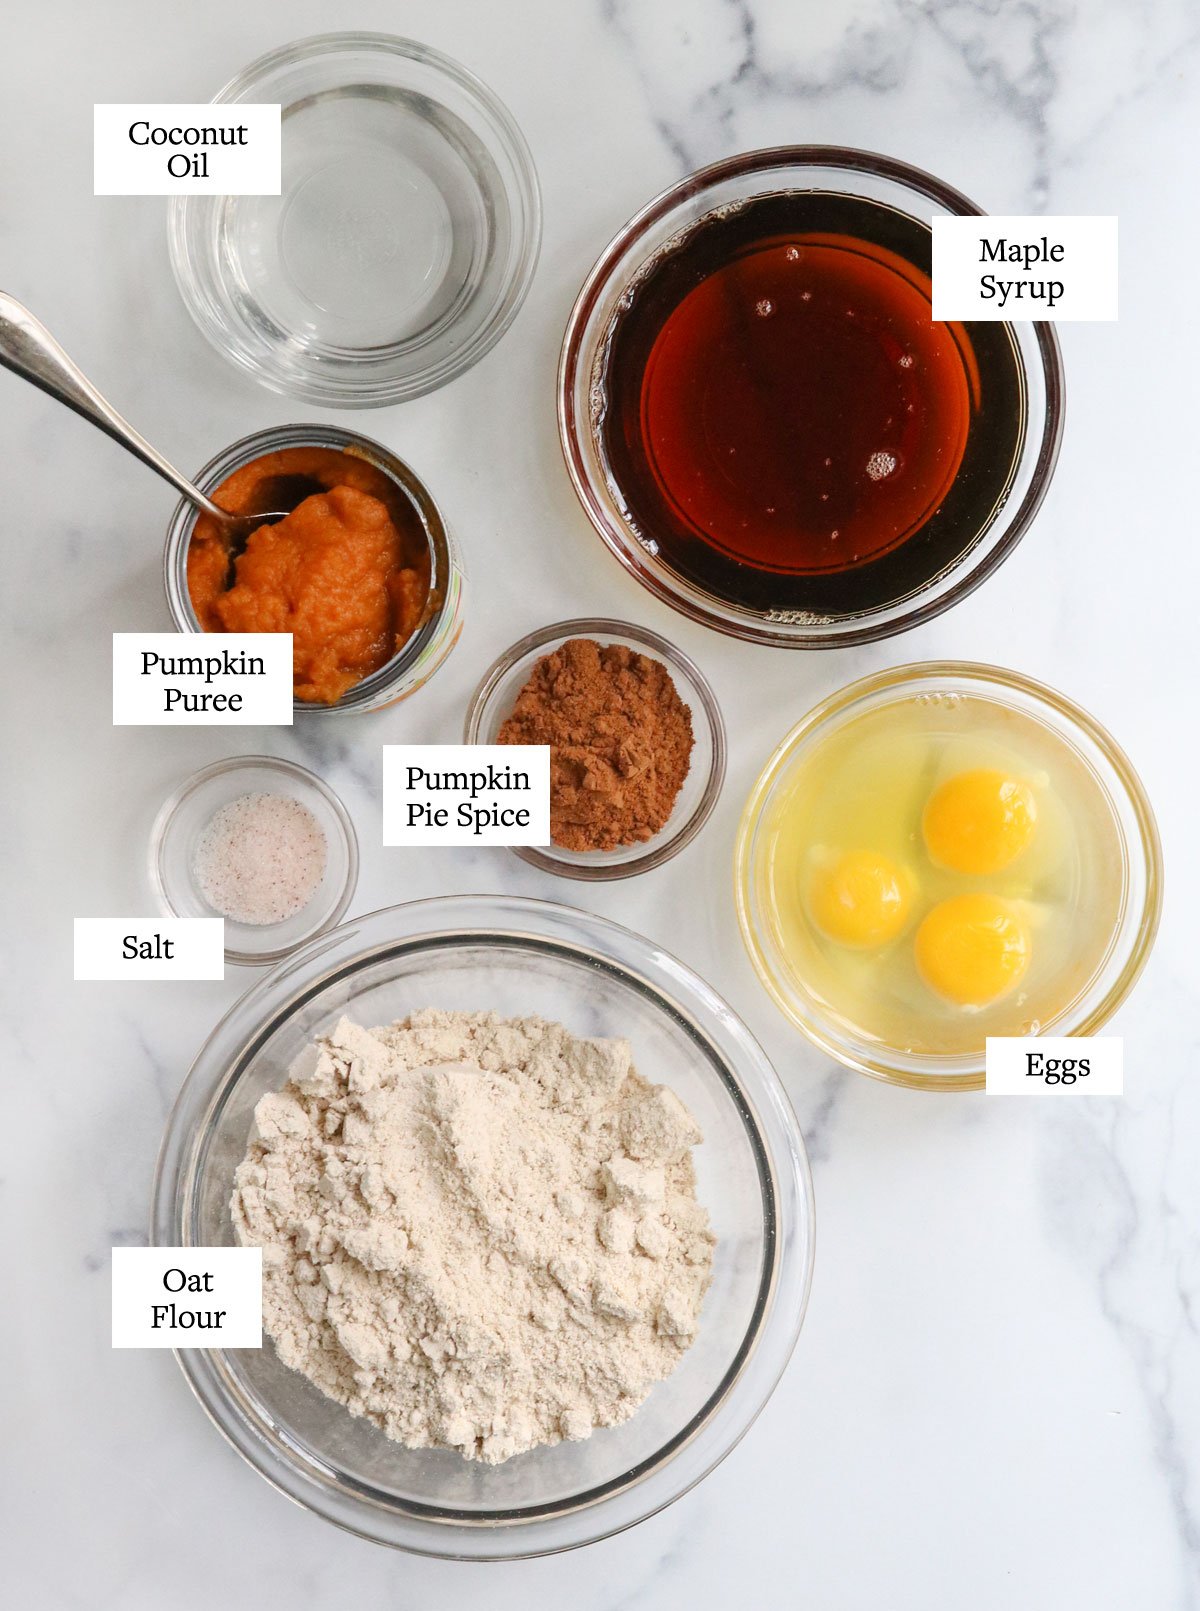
[559, 147, 1064, 647]
[152, 897, 814, 1556]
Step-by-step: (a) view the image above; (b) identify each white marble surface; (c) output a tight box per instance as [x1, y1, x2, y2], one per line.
[3, 0, 1198, 1604]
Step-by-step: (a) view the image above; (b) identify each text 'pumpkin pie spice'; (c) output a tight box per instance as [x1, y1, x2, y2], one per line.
[496, 638, 694, 851]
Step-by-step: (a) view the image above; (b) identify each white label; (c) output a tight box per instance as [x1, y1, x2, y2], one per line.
[932, 216, 1118, 321]
[985, 1037, 1123, 1095]
[111, 1247, 262, 1348]
[382, 744, 551, 846]
[113, 633, 293, 725]
[94, 104, 281, 195]
[74, 918, 224, 981]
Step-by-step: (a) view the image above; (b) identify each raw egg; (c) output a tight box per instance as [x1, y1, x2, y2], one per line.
[914, 893, 1031, 1007]
[922, 768, 1037, 876]
[807, 850, 914, 949]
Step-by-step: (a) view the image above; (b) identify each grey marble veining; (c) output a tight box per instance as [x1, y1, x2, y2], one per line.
[2, 1, 1197, 1606]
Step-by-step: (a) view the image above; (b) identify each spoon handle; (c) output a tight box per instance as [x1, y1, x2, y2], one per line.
[0, 291, 229, 523]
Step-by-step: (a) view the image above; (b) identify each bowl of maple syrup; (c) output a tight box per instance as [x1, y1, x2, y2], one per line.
[559, 147, 1064, 647]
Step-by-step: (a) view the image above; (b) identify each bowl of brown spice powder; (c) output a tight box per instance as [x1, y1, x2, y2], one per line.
[465, 618, 726, 879]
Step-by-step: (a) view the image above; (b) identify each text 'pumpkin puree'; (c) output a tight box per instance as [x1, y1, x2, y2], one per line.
[187, 447, 431, 705]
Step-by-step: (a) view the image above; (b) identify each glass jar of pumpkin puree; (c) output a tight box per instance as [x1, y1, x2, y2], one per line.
[163, 424, 465, 714]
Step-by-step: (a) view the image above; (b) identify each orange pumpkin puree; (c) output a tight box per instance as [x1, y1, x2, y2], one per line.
[187, 447, 431, 705]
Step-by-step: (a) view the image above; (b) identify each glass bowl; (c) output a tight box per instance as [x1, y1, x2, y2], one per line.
[735, 664, 1163, 1090]
[170, 33, 541, 406]
[150, 756, 359, 966]
[559, 146, 1064, 647]
[163, 424, 466, 716]
[463, 619, 726, 880]
[151, 896, 814, 1557]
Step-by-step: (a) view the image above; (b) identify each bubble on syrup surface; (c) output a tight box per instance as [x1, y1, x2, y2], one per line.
[755, 298, 774, 317]
[865, 451, 898, 481]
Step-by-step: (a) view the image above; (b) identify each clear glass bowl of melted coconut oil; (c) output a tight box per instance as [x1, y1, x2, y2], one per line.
[170, 33, 541, 406]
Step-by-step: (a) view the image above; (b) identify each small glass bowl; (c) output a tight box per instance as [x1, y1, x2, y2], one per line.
[464, 619, 726, 880]
[150, 756, 359, 966]
[169, 32, 541, 406]
[151, 895, 814, 1557]
[559, 146, 1064, 648]
[735, 663, 1163, 1090]
[163, 423, 465, 716]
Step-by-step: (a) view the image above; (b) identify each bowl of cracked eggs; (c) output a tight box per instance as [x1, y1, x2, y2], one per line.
[736, 662, 1162, 1090]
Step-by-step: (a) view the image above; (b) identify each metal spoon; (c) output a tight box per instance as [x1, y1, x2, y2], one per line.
[0, 292, 288, 563]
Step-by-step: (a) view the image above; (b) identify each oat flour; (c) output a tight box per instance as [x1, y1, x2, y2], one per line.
[231, 1010, 715, 1464]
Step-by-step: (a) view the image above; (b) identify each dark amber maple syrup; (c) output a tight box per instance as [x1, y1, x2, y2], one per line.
[598, 193, 1026, 618]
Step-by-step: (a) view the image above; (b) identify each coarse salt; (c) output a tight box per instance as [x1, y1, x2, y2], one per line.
[193, 792, 327, 927]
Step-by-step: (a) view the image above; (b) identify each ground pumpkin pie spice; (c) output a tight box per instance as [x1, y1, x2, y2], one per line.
[496, 637, 694, 851]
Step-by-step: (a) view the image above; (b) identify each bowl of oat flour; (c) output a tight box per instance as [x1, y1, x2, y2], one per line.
[154, 896, 814, 1558]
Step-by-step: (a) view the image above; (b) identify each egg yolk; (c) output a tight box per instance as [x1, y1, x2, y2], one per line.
[808, 851, 914, 949]
[915, 893, 1031, 1007]
[922, 768, 1038, 875]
